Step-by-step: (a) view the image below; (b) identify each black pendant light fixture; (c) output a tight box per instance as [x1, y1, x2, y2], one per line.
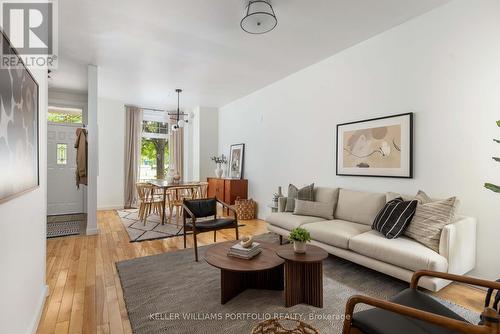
[169, 89, 189, 132]
[240, 0, 277, 34]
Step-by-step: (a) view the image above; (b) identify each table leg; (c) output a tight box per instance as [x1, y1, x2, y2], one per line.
[220, 265, 284, 304]
[161, 187, 167, 225]
[284, 261, 323, 308]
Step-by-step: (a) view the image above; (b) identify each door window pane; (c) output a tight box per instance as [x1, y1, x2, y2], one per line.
[48, 106, 83, 124]
[57, 144, 67, 165]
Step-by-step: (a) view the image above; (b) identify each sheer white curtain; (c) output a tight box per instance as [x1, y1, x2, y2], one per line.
[124, 106, 143, 208]
[169, 126, 184, 180]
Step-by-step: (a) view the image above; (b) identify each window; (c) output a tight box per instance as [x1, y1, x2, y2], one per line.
[48, 106, 83, 124]
[139, 110, 170, 180]
[56, 144, 67, 165]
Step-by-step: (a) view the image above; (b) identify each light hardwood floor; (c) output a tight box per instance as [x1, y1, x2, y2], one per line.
[37, 210, 485, 334]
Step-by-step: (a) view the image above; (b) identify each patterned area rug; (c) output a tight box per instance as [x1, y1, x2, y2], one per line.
[118, 209, 188, 242]
[118, 209, 244, 243]
[116, 233, 480, 334]
[47, 213, 86, 238]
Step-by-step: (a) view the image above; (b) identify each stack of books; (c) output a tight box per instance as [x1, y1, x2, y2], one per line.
[227, 242, 261, 260]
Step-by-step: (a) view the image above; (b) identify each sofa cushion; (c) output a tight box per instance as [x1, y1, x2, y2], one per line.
[266, 212, 324, 231]
[349, 230, 448, 272]
[302, 220, 371, 249]
[335, 189, 386, 225]
[314, 187, 339, 207]
[294, 199, 334, 220]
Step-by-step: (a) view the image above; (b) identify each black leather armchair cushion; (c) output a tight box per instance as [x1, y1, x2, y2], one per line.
[185, 218, 236, 230]
[184, 198, 217, 218]
[352, 289, 469, 334]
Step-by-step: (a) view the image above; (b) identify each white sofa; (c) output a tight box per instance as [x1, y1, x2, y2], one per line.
[266, 187, 476, 291]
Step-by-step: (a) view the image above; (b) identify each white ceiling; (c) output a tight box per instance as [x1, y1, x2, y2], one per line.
[51, 0, 450, 109]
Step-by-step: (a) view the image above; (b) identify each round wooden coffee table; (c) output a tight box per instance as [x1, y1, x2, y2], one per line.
[205, 241, 285, 304]
[276, 244, 328, 308]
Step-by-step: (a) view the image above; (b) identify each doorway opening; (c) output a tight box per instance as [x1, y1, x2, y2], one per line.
[47, 105, 86, 237]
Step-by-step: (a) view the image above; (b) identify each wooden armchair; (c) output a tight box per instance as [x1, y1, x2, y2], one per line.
[343, 270, 500, 334]
[182, 198, 239, 261]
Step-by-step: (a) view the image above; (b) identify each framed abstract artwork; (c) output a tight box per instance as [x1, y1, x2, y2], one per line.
[229, 143, 245, 179]
[336, 113, 413, 178]
[0, 30, 39, 203]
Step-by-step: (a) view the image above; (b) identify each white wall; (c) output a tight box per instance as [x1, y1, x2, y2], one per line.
[97, 98, 125, 209]
[189, 106, 219, 181]
[219, 0, 500, 280]
[0, 70, 48, 334]
[86, 65, 98, 234]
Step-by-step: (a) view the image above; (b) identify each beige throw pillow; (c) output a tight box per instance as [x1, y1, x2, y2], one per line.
[404, 192, 457, 252]
[293, 199, 334, 220]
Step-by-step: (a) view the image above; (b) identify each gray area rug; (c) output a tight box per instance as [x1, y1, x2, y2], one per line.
[47, 213, 86, 238]
[116, 233, 480, 334]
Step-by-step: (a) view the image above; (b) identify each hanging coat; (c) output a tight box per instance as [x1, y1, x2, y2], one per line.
[75, 128, 88, 187]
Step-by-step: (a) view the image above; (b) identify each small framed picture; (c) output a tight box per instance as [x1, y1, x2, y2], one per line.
[229, 144, 245, 179]
[336, 113, 413, 178]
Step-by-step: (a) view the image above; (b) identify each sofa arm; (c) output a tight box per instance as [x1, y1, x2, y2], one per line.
[439, 215, 477, 275]
[278, 197, 287, 212]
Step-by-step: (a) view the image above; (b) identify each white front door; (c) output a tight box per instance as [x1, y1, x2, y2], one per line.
[47, 123, 85, 215]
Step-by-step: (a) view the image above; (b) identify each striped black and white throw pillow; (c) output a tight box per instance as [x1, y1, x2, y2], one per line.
[372, 197, 418, 239]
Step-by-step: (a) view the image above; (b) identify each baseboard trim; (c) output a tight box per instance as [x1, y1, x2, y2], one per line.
[86, 227, 99, 235]
[97, 205, 124, 211]
[30, 284, 48, 334]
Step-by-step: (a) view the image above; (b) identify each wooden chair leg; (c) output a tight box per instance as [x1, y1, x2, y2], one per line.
[168, 203, 173, 224]
[193, 232, 198, 262]
[176, 206, 180, 227]
[183, 215, 187, 249]
[235, 225, 239, 240]
[279, 235, 283, 245]
[214, 231, 216, 242]
[138, 203, 144, 220]
[143, 203, 150, 225]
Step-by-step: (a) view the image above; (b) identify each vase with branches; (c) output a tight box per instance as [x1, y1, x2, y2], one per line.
[211, 154, 227, 178]
[485, 121, 500, 193]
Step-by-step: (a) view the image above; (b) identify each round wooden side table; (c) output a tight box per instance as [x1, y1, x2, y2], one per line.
[276, 244, 328, 308]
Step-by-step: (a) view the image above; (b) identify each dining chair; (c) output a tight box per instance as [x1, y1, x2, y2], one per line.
[136, 183, 164, 225]
[194, 181, 209, 199]
[166, 185, 196, 226]
[182, 197, 239, 261]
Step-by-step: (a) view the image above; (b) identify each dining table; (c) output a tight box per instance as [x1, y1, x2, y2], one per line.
[147, 180, 202, 225]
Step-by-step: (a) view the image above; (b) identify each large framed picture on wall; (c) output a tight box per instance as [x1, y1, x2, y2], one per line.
[0, 30, 39, 204]
[336, 113, 413, 178]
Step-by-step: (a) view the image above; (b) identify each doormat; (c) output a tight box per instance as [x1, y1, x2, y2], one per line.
[47, 213, 86, 238]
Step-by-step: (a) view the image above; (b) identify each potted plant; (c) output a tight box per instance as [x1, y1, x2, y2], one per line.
[211, 154, 227, 178]
[485, 120, 500, 193]
[288, 227, 311, 254]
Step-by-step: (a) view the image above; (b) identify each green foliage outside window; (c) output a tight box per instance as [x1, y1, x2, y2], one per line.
[48, 112, 83, 124]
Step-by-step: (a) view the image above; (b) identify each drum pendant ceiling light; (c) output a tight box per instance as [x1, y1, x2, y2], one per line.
[240, 0, 277, 34]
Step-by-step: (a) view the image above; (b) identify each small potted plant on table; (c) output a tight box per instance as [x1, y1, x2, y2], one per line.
[288, 227, 311, 254]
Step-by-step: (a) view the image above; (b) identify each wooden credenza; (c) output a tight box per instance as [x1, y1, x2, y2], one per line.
[207, 178, 248, 206]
